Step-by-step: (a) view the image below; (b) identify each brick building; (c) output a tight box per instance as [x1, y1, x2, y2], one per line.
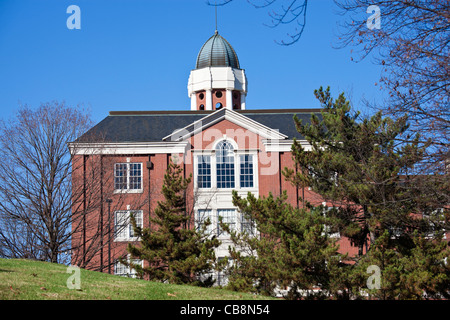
[70, 31, 361, 278]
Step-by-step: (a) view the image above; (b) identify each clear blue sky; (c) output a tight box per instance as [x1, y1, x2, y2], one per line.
[0, 0, 385, 124]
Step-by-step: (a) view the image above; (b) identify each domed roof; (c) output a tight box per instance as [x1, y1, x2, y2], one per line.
[195, 31, 240, 69]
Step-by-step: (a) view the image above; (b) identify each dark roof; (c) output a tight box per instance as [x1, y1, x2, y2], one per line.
[76, 109, 322, 143]
[196, 31, 240, 69]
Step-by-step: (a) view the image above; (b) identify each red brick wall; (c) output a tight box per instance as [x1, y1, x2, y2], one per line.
[72, 119, 362, 272]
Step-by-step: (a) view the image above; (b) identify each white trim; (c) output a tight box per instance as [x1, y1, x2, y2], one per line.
[113, 209, 143, 242]
[187, 67, 247, 98]
[211, 136, 238, 150]
[206, 89, 212, 110]
[226, 89, 233, 109]
[114, 255, 143, 278]
[193, 145, 258, 193]
[114, 162, 143, 194]
[69, 141, 189, 155]
[195, 208, 258, 239]
[262, 139, 311, 152]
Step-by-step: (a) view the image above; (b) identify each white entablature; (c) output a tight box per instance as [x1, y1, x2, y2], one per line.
[188, 66, 247, 111]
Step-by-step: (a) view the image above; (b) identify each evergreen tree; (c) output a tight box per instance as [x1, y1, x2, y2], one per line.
[284, 86, 449, 299]
[226, 87, 449, 299]
[124, 161, 222, 286]
[227, 190, 346, 299]
[284, 86, 446, 252]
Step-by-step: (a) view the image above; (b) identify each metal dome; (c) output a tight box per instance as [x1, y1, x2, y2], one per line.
[195, 31, 240, 69]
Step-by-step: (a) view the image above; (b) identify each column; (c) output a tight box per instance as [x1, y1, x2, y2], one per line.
[206, 89, 212, 110]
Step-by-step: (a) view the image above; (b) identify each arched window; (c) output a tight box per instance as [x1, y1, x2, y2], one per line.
[215, 140, 235, 188]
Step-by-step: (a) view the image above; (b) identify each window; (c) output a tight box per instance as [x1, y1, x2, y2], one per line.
[216, 141, 235, 189]
[201, 257, 230, 287]
[114, 258, 142, 278]
[322, 205, 340, 238]
[114, 163, 142, 191]
[195, 208, 256, 238]
[239, 155, 254, 188]
[197, 155, 211, 188]
[195, 140, 256, 190]
[217, 209, 237, 235]
[114, 164, 128, 190]
[114, 210, 143, 241]
[196, 209, 214, 235]
[241, 213, 255, 236]
[423, 208, 446, 239]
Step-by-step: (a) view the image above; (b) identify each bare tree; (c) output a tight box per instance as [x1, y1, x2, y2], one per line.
[68, 144, 153, 272]
[0, 101, 151, 268]
[0, 102, 93, 263]
[334, 0, 449, 166]
[210, 0, 308, 45]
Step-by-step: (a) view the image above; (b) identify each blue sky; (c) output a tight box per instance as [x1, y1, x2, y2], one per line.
[0, 0, 385, 124]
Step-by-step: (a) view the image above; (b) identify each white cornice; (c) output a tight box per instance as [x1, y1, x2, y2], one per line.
[262, 139, 312, 152]
[68, 141, 190, 155]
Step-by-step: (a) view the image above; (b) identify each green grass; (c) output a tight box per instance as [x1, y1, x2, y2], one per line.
[0, 258, 275, 300]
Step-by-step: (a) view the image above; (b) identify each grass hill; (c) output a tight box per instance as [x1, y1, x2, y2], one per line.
[0, 258, 273, 300]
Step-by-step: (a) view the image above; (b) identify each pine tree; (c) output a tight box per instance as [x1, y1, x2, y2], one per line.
[227, 190, 345, 299]
[125, 161, 222, 286]
[285, 86, 437, 252]
[284, 86, 449, 299]
[226, 87, 449, 299]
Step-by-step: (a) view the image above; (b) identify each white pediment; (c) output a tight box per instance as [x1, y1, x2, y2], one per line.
[162, 108, 288, 142]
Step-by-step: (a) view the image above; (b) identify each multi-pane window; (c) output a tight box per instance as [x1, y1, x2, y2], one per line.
[239, 155, 254, 188]
[114, 163, 142, 191]
[196, 209, 214, 235]
[114, 164, 128, 190]
[216, 141, 235, 189]
[129, 163, 142, 190]
[114, 259, 142, 278]
[217, 209, 237, 235]
[196, 209, 256, 238]
[114, 210, 143, 241]
[241, 213, 255, 236]
[197, 155, 211, 189]
[196, 140, 257, 190]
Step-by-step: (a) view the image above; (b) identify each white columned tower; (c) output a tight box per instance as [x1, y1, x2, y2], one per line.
[188, 31, 248, 111]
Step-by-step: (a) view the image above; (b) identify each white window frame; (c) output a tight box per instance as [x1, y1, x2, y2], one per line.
[114, 210, 143, 242]
[322, 203, 340, 239]
[114, 256, 143, 278]
[239, 154, 254, 189]
[196, 209, 215, 235]
[114, 162, 143, 193]
[217, 209, 238, 236]
[193, 138, 258, 192]
[215, 140, 236, 189]
[195, 208, 257, 239]
[197, 155, 212, 189]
